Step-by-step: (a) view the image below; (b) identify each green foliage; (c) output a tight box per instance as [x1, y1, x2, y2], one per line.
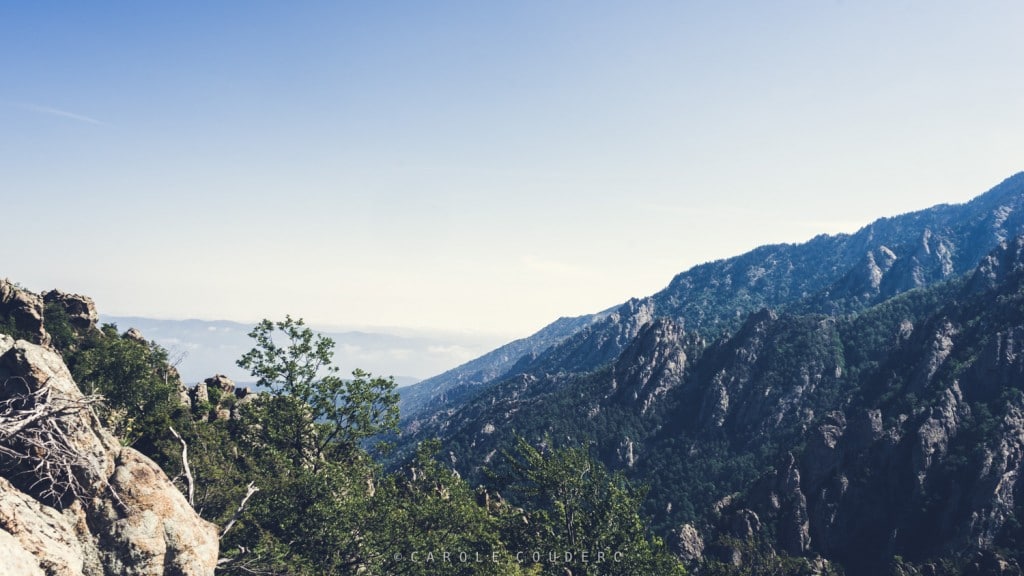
[42, 301, 78, 352]
[494, 437, 685, 576]
[206, 384, 223, 406]
[71, 324, 182, 447]
[236, 316, 399, 465]
[230, 459, 375, 574]
[0, 312, 38, 342]
[218, 317, 524, 574]
[359, 439, 522, 575]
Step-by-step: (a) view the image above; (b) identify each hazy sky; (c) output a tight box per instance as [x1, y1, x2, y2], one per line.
[3, 1, 1022, 339]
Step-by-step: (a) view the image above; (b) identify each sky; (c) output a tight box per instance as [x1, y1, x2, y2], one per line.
[2, 1, 1023, 342]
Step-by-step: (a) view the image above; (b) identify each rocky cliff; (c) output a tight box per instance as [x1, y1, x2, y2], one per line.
[0, 281, 219, 576]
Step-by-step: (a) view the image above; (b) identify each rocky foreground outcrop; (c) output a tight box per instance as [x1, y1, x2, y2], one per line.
[0, 334, 219, 575]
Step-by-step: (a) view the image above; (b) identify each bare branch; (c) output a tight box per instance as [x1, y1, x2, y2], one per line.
[221, 481, 260, 539]
[168, 426, 195, 507]
[0, 377, 106, 506]
[216, 546, 282, 575]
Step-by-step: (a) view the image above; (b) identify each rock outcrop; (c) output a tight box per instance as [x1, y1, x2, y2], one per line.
[611, 318, 694, 414]
[0, 335, 219, 575]
[42, 290, 99, 337]
[181, 374, 254, 422]
[0, 280, 50, 347]
[674, 523, 705, 562]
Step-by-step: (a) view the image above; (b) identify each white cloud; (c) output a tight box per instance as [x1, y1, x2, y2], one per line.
[157, 337, 200, 351]
[17, 102, 105, 125]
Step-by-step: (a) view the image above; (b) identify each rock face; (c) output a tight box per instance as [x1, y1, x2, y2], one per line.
[674, 523, 704, 562]
[94, 449, 219, 575]
[0, 280, 50, 347]
[0, 475, 101, 576]
[0, 335, 219, 575]
[611, 318, 694, 415]
[401, 173, 1024, 440]
[42, 290, 99, 336]
[0, 525, 47, 576]
[181, 374, 253, 421]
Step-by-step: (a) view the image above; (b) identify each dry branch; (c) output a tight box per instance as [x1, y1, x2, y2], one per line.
[221, 481, 260, 539]
[0, 376, 105, 506]
[169, 425, 195, 507]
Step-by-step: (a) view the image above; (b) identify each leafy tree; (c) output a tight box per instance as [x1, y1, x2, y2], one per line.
[217, 317, 404, 574]
[71, 323, 182, 447]
[495, 437, 685, 576]
[225, 458, 375, 574]
[236, 316, 399, 466]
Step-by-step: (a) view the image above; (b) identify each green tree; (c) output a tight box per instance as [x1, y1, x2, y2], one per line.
[217, 316, 403, 574]
[496, 437, 685, 576]
[236, 316, 399, 467]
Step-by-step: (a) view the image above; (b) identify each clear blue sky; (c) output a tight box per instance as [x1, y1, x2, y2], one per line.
[2, 1, 1022, 337]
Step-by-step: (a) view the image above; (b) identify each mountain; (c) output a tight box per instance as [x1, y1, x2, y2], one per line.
[401, 174, 1024, 433]
[102, 316, 506, 386]
[398, 173, 1024, 574]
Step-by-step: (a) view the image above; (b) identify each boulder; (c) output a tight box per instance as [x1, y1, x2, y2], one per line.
[0, 477, 102, 576]
[91, 449, 219, 575]
[123, 328, 147, 344]
[192, 381, 209, 405]
[0, 336, 219, 574]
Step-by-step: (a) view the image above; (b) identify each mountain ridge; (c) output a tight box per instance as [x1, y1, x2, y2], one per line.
[397, 172, 1024, 574]
[401, 172, 1024, 429]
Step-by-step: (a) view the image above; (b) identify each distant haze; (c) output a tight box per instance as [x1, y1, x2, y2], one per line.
[103, 316, 508, 385]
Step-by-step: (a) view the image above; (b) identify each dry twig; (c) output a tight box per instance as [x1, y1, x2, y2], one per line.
[0, 376, 105, 506]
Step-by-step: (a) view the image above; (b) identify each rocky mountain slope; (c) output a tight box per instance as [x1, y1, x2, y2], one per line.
[399, 173, 1024, 574]
[0, 281, 218, 575]
[401, 173, 1024, 434]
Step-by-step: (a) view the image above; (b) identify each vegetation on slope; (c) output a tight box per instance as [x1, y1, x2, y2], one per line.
[7, 305, 682, 575]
